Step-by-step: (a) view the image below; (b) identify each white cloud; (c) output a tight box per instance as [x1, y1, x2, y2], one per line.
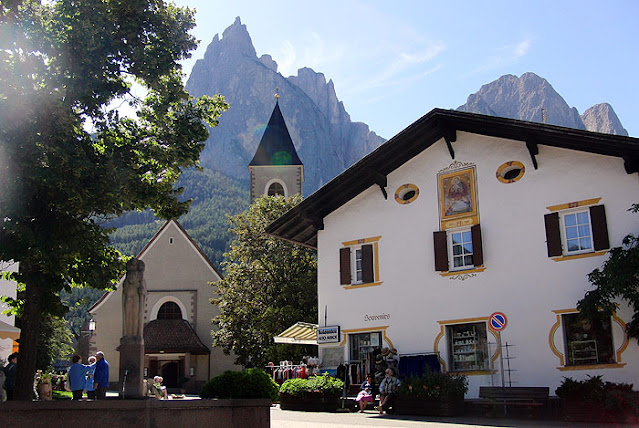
[463, 36, 535, 78]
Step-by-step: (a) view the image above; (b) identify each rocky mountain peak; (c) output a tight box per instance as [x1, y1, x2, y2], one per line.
[581, 103, 628, 136]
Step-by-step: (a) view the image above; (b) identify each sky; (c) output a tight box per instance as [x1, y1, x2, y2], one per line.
[171, 0, 639, 139]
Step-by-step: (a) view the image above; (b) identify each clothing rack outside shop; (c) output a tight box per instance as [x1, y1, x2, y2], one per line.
[265, 357, 320, 385]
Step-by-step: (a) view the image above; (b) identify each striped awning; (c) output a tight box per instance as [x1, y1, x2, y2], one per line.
[274, 322, 318, 345]
[0, 319, 20, 340]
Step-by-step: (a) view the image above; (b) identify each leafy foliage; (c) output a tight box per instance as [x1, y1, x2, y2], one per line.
[36, 315, 74, 372]
[199, 369, 279, 401]
[212, 195, 317, 367]
[398, 370, 468, 398]
[555, 375, 638, 415]
[0, 0, 227, 399]
[279, 374, 344, 398]
[578, 204, 639, 341]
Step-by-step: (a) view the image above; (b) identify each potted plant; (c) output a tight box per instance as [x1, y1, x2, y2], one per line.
[279, 373, 344, 412]
[35, 371, 53, 401]
[394, 370, 468, 416]
[556, 375, 639, 423]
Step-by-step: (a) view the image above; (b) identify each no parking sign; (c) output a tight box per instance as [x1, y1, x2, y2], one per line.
[489, 312, 507, 331]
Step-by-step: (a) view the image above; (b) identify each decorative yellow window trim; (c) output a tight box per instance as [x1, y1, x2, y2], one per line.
[344, 281, 383, 290]
[339, 326, 394, 349]
[546, 198, 601, 212]
[496, 161, 525, 184]
[341, 236, 382, 288]
[439, 266, 486, 277]
[342, 236, 381, 246]
[433, 316, 497, 374]
[549, 309, 629, 370]
[551, 250, 608, 262]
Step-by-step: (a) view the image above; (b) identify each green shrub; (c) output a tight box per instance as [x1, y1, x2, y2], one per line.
[398, 370, 468, 399]
[279, 374, 344, 398]
[555, 375, 637, 414]
[200, 369, 279, 401]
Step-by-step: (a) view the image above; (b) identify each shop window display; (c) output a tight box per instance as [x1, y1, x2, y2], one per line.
[562, 312, 615, 366]
[447, 322, 489, 372]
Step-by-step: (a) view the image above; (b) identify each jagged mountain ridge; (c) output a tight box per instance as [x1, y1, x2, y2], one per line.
[457, 72, 628, 136]
[186, 17, 385, 195]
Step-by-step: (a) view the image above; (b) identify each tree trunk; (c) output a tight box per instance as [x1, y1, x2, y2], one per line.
[14, 263, 43, 401]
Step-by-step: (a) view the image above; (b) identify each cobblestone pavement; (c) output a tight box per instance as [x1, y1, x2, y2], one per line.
[270, 405, 637, 428]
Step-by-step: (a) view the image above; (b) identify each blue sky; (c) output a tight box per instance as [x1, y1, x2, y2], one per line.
[173, 0, 639, 139]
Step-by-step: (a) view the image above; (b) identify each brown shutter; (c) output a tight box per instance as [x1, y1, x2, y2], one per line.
[471, 224, 483, 266]
[590, 205, 610, 251]
[340, 247, 351, 285]
[361, 244, 374, 283]
[544, 212, 562, 257]
[434, 231, 449, 271]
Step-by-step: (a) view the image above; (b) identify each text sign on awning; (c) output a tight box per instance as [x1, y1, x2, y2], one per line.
[317, 326, 340, 344]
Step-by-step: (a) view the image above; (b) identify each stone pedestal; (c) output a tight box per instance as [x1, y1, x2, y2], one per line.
[119, 336, 145, 398]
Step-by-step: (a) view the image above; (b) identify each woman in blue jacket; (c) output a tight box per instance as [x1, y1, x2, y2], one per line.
[67, 355, 89, 400]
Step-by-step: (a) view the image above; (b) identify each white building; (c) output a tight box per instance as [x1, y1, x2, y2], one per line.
[266, 109, 639, 398]
[0, 261, 20, 364]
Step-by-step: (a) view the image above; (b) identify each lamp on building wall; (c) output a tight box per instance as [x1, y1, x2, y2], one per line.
[190, 367, 194, 376]
[88, 319, 96, 333]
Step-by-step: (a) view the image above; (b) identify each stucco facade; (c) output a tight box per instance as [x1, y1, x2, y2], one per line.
[266, 109, 639, 399]
[90, 220, 238, 390]
[0, 261, 19, 363]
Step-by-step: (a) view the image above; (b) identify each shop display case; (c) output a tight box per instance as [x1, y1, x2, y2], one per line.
[451, 326, 482, 371]
[570, 339, 598, 365]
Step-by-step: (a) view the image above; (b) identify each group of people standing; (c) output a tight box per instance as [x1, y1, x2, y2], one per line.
[67, 351, 109, 400]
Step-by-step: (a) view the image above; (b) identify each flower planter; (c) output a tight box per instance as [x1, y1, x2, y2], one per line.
[37, 383, 53, 401]
[394, 395, 465, 416]
[279, 393, 340, 412]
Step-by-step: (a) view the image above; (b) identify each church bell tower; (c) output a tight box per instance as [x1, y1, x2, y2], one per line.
[248, 94, 304, 203]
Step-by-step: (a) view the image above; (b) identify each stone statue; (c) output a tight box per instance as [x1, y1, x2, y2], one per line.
[122, 258, 147, 338]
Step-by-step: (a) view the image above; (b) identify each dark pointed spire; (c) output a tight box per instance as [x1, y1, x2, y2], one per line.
[249, 98, 302, 166]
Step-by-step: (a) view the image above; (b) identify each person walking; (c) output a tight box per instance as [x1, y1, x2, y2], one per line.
[85, 355, 97, 399]
[3, 352, 18, 401]
[93, 351, 109, 400]
[67, 355, 88, 400]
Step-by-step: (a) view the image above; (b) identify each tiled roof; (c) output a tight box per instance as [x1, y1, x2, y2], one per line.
[144, 319, 210, 355]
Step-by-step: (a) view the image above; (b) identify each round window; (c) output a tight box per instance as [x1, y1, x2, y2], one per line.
[496, 161, 525, 184]
[395, 184, 419, 204]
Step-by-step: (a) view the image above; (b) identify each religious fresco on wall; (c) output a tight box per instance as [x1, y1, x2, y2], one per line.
[438, 162, 478, 230]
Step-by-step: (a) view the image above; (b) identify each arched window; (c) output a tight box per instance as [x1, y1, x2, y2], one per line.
[267, 182, 285, 197]
[157, 301, 182, 320]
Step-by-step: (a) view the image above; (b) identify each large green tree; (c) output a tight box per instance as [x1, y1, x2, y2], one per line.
[0, 0, 227, 399]
[213, 195, 317, 367]
[578, 204, 639, 342]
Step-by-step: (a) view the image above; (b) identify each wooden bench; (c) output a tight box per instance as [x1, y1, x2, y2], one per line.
[478, 386, 549, 417]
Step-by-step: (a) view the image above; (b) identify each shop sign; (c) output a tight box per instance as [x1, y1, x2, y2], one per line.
[317, 326, 340, 344]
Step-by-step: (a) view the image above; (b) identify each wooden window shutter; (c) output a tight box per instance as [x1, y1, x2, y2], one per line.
[433, 231, 449, 271]
[340, 247, 351, 285]
[361, 244, 374, 283]
[544, 212, 562, 257]
[471, 224, 483, 266]
[590, 205, 610, 251]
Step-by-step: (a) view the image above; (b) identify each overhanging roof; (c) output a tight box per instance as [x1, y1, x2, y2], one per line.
[274, 322, 318, 345]
[265, 108, 639, 248]
[144, 319, 210, 355]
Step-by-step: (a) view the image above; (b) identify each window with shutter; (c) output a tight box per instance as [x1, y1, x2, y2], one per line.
[339, 237, 381, 287]
[434, 225, 484, 272]
[544, 204, 609, 258]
